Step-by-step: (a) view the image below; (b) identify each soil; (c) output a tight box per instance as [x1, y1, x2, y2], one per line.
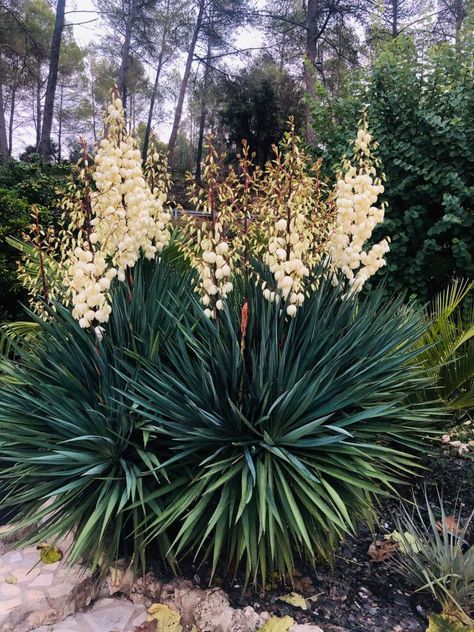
[173, 454, 474, 632]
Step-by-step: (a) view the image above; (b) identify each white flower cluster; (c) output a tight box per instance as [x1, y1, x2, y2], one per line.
[66, 97, 171, 328]
[194, 222, 233, 318]
[441, 428, 474, 456]
[263, 216, 309, 317]
[330, 126, 390, 292]
[68, 247, 114, 327]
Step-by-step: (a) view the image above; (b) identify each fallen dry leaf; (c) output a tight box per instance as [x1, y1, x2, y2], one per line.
[4, 575, 17, 584]
[147, 603, 182, 632]
[277, 591, 308, 610]
[108, 565, 134, 595]
[258, 615, 295, 632]
[37, 544, 63, 564]
[436, 516, 461, 535]
[367, 539, 397, 562]
[385, 530, 421, 554]
[292, 570, 315, 593]
[427, 613, 472, 631]
[134, 622, 158, 632]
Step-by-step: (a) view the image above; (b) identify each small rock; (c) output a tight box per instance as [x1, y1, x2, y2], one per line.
[393, 593, 408, 606]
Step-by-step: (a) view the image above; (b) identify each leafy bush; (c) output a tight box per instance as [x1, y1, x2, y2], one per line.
[0, 158, 71, 211]
[310, 36, 474, 305]
[0, 159, 72, 320]
[0, 188, 31, 320]
[391, 491, 473, 627]
[0, 252, 440, 582]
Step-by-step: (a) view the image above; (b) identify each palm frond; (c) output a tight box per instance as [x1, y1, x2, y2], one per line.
[0, 321, 40, 361]
[415, 280, 474, 411]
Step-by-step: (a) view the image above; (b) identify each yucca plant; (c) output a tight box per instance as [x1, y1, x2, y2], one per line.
[0, 253, 441, 583]
[123, 267, 440, 585]
[391, 491, 473, 627]
[0, 249, 194, 570]
[415, 280, 474, 411]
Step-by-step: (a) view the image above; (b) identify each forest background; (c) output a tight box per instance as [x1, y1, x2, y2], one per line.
[0, 0, 472, 319]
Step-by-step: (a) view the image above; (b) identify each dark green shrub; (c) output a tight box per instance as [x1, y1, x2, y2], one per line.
[310, 36, 474, 305]
[0, 189, 31, 320]
[0, 159, 72, 320]
[0, 158, 71, 212]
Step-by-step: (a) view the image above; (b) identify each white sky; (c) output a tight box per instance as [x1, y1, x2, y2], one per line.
[72, 0, 265, 143]
[13, 0, 265, 154]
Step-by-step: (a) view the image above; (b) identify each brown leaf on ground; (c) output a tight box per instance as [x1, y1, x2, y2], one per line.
[436, 516, 461, 535]
[292, 569, 315, 592]
[134, 622, 157, 632]
[367, 539, 398, 562]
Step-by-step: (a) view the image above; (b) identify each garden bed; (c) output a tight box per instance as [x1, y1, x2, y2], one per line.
[171, 455, 473, 632]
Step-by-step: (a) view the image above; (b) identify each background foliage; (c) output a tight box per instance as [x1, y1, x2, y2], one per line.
[0, 158, 71, 319]
[310, 36, 474, 305]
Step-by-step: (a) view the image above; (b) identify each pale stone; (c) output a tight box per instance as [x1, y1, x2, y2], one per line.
[41, 561, 60, 572]
[24, 607, 59, 629]
[6, 552, 22, 563]
[47, 583, 75, 600]
[0, 596, 22, 612]
[29, 573, 55, 588]
[25, 589, 49, 603]
[49, 620, 87, 632]
[10, 566, 41, 583]
[0, 582, 22, 597]
[132, 610, 148, 626]
[83, 598, 140, 632]
[0, 564, 13, 575]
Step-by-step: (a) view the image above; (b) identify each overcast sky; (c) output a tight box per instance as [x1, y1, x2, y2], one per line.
[12, 0, 265, 154]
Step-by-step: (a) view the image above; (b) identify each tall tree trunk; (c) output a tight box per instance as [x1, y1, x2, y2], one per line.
[392, 0, 399, 37]
[8, 84, 16, 156]
[454, 0, 466, 52]
[304, 0, 320, 144]
[90, 63, 98, 142]
[167, 0, 205, 167]
[142, 49, 165, 162]
[130, 93, 135, 132]
[39, 0, 66, 159]
[57, 83, 63, 160]
[0, 77, 8, 163]
[118, 0, 136, 112]
[35, 73, 42, 148]
[195, 39, 212, 185]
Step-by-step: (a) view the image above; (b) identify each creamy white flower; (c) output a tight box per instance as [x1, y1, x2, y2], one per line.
[329, 120, 389, 292]
[64, 96, 171, 328]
